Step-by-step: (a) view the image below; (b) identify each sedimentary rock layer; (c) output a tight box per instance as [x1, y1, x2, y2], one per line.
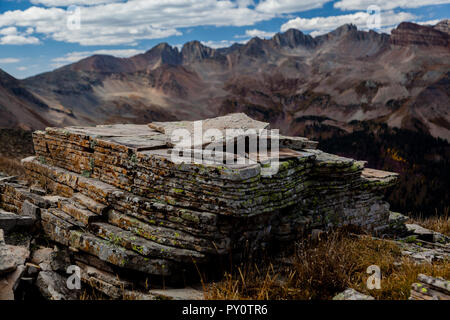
[1, 114, 398, 285]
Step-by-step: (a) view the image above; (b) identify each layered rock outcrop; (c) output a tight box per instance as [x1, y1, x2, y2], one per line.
[390, 22, 450, 47]
[410, 274, 450, 300]
[0, 114, 398, 297]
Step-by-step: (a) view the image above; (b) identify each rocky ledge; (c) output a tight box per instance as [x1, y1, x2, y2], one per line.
[1, 114, 404, 299]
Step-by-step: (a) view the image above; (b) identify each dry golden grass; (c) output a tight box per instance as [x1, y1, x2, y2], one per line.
[204, 231, 449, 300]
[408, 208, 450, 236]
[0, 156, 26, 177]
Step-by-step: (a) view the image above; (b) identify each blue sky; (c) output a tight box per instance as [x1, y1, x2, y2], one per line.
[0, 0, 449, 79]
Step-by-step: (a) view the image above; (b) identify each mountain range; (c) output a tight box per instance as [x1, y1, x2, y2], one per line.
[0, 19, 449, 215]
[1, 20, 449, 141]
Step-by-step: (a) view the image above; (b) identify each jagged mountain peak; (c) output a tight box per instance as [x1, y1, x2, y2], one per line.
[140, 42, 181, 66]
[330, 23, 358, 36]
[181, 40, 215, 63]
[271, 28, 315, 48]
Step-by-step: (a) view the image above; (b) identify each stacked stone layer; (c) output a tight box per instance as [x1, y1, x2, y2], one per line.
[1, 115, 398, 285]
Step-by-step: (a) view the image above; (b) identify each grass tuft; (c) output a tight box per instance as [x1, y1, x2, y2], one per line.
[204, 228, 449, 300]
[0, 156, 26, 177]
[408, 208, 450, 236]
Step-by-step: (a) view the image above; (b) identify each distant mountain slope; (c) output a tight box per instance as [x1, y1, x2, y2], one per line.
[0, 69, 51, 130]
[17, 20, 450, 141]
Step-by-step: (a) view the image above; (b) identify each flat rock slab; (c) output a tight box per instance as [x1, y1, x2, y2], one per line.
[247, 148, 309, 164]
[362, 168, 399, 182]
[0, 245, 29, 276]
[149, 287, 204, 300]
[99, 136, 169, 152]
[55, 124, 158, 138]
[333, 288, 374, 300]
[399, 241, 449, 263]
[406, 224, 435, 242]
[410, 274, 450, 300]
[0, 212, 35, 233]
[0, 176, 17, 183]
[150, 113, 269, 135]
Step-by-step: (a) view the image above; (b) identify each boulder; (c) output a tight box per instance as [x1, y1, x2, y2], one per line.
[333, 288, 374, 300]
[410, 274, 450, 300]
[405, 224, 435, 242]
[0, 265, 26, 300]
[0, 245, 29, 276]
[36, 271, 79, 300]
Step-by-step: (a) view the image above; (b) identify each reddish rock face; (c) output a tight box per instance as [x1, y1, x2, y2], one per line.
[390, 22, 449, 47]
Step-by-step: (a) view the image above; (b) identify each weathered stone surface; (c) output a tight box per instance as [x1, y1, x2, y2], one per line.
[333, 288, 374, 300]
[404, 224, 450, 244]
[398, 238, 450, 263]
[89, 222, 206, 263]
[0, 245, 29, 276]
[59, 200, 101, 226]
[30, 185, 46, 196]
[0, 249, 16, 275]
[76, 261, 133, 299]
[0, 229, 4, 245]
[150, 113, 269, 137]
[69, 230, 172, 276]
[0, 176, 17, 183]
[36, 271, 79, 300]
[20, 200, 40, 220]
[0, 211, 34, 232]
[31, 247, 54, 266]
[410, 274, 450, 300]
[388, 211, 409, 235]
[405, 224, 435, 242]
[149, 287, 204, 300]
[72, 193, 107, 215]
[0, 265, 25, 300]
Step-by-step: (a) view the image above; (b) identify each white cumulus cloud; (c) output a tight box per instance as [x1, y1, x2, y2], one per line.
[0, 58, 20, 64]
[30, 0, 123, 6]
[0, 25, 41, 45]
[256, 0, 330, 14]
[334, 0, 450, 11]
[281, 11, 416, 35]
[0, 1, 275, 46]
[200, 39, 247, 48]
[244, 29, 276, 38]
